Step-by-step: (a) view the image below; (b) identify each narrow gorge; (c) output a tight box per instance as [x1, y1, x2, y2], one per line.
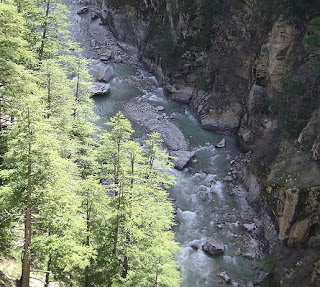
[80, 0, 320, 286]
[0, 0, 319, 286]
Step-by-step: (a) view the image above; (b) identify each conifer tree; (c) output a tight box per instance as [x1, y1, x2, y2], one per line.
[94, 112, 181, 287]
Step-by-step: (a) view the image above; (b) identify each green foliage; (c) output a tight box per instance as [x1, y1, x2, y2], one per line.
[0, 1, 181, 286]
[271, 77, 310, 136]
[261, 254, 277, 273]
[0, 2, 36, 86]
[155, 23, 176, 67]
[109, 0, 142, 10]
[192, 0, 223, 49]
[92, 112, 181, 287]
[270, 75, 308, 137]
[254, 0, 320, 20]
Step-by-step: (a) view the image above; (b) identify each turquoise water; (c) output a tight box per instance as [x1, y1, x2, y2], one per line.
[67, 2, 265, 286]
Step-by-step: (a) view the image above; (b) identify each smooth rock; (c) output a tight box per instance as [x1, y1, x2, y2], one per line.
[216, 138, 226, 148]
[219, 271, 231, 284]
[232, 282, 240, 287]
[91, 82, 110, 95]
[201, 117, 237, 134]
[247, 281, 255, 287]
[171, 92, 192, 103]
[189, 240, 200, 250]
[156, 106, 165, 111]
[123, 98, 189, 151]
[202, 238, 224, 255]
[77, 6, 89, 14]
[97, 65, 114, 82]
[170, 151, 195, 170]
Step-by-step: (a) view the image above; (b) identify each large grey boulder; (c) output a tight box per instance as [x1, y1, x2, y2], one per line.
[91, 82, 110, 95]
[202, 238, 224, 255]
[97, 65, 114, 82]
[201, 117, 238, 134]
[170, 151, 195, 170]
[171, 92, 192, 103]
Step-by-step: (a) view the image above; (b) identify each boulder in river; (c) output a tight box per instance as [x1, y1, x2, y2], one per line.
[189, 240, 200, 250]
[97, 65, 114, 83]
[202, 238, 224, 255]
[201, 116, 237, 134]
[91, 82, 110, 95]
[77, 6, 89, 14]
[170, 151, 195, 170]
[156, 106, 165, 111]
[219, 271, 231, 284]
[215, 138, 226, 148]
[171, 92, 192, 103]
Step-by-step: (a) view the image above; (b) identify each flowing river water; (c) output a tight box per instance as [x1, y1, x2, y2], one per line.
[67, 2, 270, 286]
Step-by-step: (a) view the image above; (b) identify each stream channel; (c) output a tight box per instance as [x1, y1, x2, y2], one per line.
[67, 2, 269, 286]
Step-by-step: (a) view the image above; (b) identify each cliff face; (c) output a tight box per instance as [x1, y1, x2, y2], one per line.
[92, 0, 320, 285]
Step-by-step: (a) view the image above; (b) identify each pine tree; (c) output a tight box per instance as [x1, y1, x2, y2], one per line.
[94, 112, 181, 287]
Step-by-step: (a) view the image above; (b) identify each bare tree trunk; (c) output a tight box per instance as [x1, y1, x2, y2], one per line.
[44, 256, 52, 287]
[39, 0, 51, 60]
[21, 108, 33, 287]
[21, 202, 31, 287]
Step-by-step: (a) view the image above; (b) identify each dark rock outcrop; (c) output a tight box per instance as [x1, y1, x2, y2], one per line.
[202, 238, 224, 255]
[169, 150, 195, 170]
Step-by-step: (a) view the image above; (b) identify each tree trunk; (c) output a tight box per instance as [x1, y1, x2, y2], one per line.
[21, 203, 31, 287]
[21, 109, 33, 287]
[44, 256, 52, 287]
[84, 197, 91, 287]
[121, 256, 128, 279]
[39, 0, 51, 60]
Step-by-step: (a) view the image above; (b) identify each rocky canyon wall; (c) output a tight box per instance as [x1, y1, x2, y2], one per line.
[90, 0, 320, 285]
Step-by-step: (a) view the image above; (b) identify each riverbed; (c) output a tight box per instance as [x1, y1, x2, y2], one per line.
[67, 2, 269, 286]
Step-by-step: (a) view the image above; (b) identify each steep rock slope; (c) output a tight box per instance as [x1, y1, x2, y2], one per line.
[90, 0, 320, 285]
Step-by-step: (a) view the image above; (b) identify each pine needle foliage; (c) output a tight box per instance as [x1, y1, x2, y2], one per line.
[93, 112, 181, 287]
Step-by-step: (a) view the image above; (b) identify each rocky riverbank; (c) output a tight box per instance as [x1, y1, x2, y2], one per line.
[77, 1, 319, 285]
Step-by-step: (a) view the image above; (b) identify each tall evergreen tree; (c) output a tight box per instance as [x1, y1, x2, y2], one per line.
[93, 112, 181, 287]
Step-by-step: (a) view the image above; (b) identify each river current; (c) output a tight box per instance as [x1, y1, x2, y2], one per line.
[67, 2, 268, 286]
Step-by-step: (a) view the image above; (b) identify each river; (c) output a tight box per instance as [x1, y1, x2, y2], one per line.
[67, 2, 268, 286]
